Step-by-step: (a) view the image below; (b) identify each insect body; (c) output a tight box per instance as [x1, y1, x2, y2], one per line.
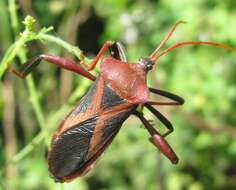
[9, 21, 231, 182]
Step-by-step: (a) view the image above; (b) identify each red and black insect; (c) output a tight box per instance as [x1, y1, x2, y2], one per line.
[9, 21, 231, 182]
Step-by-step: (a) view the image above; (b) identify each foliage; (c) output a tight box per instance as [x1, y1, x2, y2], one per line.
[0, 0, 235, 190]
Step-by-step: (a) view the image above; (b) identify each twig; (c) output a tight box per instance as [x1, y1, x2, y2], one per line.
[182, 112, 236, 139]
[9, 132, 44, 164]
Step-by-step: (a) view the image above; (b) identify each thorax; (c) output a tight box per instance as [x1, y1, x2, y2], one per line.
[101, 57, 150, 104]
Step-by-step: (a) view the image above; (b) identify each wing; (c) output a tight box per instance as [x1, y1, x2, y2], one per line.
[54, 74, 128, 136]
[48, 117, 97, 182]
[48, 76, 135, 182]
[48, 109, 132, 182]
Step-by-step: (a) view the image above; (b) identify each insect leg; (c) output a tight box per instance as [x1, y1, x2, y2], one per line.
[149, 87, 184, 105]
[133, 111, 178, 164]
[81, 40, 115, 71]
[8, 54, 96, 81]
[144, 103, 173, 137]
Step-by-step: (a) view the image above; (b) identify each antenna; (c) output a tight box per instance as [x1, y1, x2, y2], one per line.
[149, 21, 233, 63]
[150, 20, 186, 59]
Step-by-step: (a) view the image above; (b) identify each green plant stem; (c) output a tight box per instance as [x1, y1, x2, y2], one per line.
[17, 50, 49, 145]
[0, 32, 92, 79]
[7, 1, 49, 146]
[26, 76, 46, 131]
[0, 41, 23, 78]
[38, 33, 91, 62]
[10, 132, 44, 164]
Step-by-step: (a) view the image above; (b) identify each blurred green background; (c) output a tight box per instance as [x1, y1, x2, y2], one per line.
[0, 0, 236, 190]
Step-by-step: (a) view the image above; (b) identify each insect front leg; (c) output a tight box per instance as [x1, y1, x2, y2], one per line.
[8, 54, 96, 81]
[80, 40, 117, 71]
[133, 111, 178, 164]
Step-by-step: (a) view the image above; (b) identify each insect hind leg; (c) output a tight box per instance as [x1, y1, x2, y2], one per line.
[144, 103, 173, 137]
[133, 111, 178, 164]
[81, 41, 114, 71]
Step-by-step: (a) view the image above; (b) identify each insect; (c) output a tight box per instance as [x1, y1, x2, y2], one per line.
[9, 21, 231, 182]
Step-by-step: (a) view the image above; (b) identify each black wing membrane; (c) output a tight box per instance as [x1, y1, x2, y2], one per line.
[48, 117, 97, 181]
[48, 109, 132, 182]
[48, 78, 134, 182]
